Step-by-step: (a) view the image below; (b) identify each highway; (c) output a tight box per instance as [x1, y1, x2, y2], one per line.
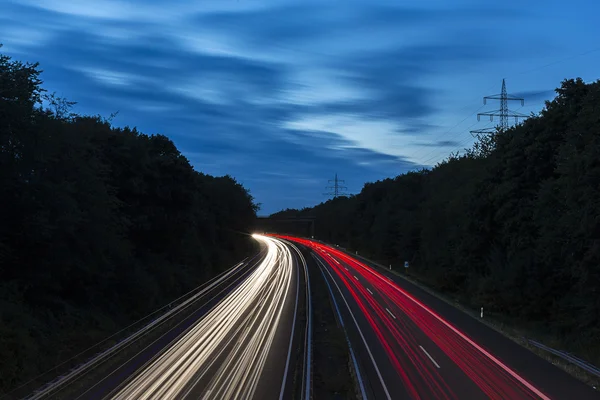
[276, 235, 599, 400]
[18, 232, 598, 399]
[23, 234, 311, 400]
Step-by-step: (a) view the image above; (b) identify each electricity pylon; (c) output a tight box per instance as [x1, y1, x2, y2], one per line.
[323, 173, 348, 198]
[471, 79, 528, 137]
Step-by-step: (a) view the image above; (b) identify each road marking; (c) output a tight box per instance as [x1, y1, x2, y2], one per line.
[420, 346, 440, 368]
[385, 308, 396, 319]
[316, 258, 392, 399]
[353, 275, 359, 281]
[314, 255, 369, 400]
[374, 272, 551, 400]
[344, 267, 349, 271]
[367, 288, 374, 295]
[44, 253, 266, 400]
[279, 241, 301, 400]
[286, 242, 312, 400]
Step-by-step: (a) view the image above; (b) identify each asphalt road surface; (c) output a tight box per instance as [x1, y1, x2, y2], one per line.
[277, 235, 599, 400]
[21, 232, 598, 400]
[24, 235, 311, 400]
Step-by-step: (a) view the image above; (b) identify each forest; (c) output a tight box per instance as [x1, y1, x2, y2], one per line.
[272, 77, 600, 365]
[0, 49, 258, 392]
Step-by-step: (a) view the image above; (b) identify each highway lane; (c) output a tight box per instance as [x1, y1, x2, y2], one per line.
[312, 249, 475, 399]
[277, 235, 599, 400]
[24, 235, 311, 400]
[23, 250, 267, 400]
[321, 251, 536, 399]
[307, 250, 396, 400]
[343, 249, 600, 400]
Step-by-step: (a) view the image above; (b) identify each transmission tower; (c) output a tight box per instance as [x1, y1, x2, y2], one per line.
[470, 79, 528, 136]
[323, 173, 348, 198]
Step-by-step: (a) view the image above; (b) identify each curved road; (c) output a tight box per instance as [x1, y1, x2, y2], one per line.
[23, 235, 311, 400]
[277, 235, 599, 400]
[22, 232, 597, 399]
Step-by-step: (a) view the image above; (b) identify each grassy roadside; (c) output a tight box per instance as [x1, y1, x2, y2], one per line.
[348, 249, 600, 390]
[305, 250, 359, 399]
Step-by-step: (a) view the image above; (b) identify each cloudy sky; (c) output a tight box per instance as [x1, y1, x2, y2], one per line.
[1, 0, 599, 214]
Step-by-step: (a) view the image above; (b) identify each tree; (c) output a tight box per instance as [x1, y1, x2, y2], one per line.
[0, 49, 258, 392]
[271, 78, 600, 365]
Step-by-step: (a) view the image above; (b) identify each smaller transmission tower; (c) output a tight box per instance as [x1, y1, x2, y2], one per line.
[471, 79, 528, 136]
[323, 173, 348, 198]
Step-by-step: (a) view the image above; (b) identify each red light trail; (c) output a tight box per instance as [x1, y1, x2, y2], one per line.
[274, 235, 550, 400]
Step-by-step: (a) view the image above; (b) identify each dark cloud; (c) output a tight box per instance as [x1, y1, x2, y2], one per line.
[197, 3, 527, 47]
[296, 85, 436, 120]
[395, 121, 440, 135]
[279, 128, 413, 166]
[7, 24, 295, 141]
[1, 0, 545, 212]
[208, 126, 420, 213]
[289, 40, 496, 129]
[46, 30, 287, 96]
[512, 89, 556, 103]
[414, 140, 462, 147]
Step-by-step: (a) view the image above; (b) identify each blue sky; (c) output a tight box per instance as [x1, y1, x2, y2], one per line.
[1, 0, 599, 214]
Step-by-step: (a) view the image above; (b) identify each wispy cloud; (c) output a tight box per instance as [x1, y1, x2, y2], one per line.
[3, 0, 600, 212]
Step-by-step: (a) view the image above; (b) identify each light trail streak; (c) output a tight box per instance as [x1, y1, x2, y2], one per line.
[333, 251, 549, 399]
[283, 241, 313, 400]
[110, 235, 296, 400]
[275, 235, 550, 400]
[311, 253, 369, 400]
[313, 254, 392, 400]
[26, 256, 262, 400]
[325, 252, 452, 399]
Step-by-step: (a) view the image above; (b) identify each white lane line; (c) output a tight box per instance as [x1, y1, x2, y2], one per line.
[344, 267, 349, 271]
[108, 236, 293, 400]
[313, 254, 368, 400]
[353, 275, 359, 281]
[278, 242, 300, 400]
[419, 345, 441, 368]
[385, 308, 396, 319]
[316, 256, 392, 400]
[74, 254, 265, 400]
[366, 288, 374, 295]
[362, 267, 551, 400]
[286, 242, 312, 400]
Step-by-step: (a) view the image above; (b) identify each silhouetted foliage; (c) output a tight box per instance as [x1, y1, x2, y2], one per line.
[0, 49, 257, 392]
[273, 77, 600, 361]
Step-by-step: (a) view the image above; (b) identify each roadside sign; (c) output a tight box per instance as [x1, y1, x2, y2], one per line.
[404, 261, 409, 268]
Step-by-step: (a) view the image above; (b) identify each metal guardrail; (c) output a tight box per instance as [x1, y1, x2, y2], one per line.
[524, 338, 600, 377]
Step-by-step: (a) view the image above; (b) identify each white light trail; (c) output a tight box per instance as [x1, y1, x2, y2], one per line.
[111, 235, 296, 400]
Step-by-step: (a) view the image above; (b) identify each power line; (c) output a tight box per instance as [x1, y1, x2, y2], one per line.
[419, 120, 494, 166]
[416, 79, 530, 167]
[410, 48, 600, 167]
[422, 76, 600, 166]
[248, 36, 600, 170]
[513, 46, 600, 77]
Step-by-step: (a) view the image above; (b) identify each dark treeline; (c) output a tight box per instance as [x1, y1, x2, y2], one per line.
[0, 49, 257, 392]
[272, 78, 600, 362]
